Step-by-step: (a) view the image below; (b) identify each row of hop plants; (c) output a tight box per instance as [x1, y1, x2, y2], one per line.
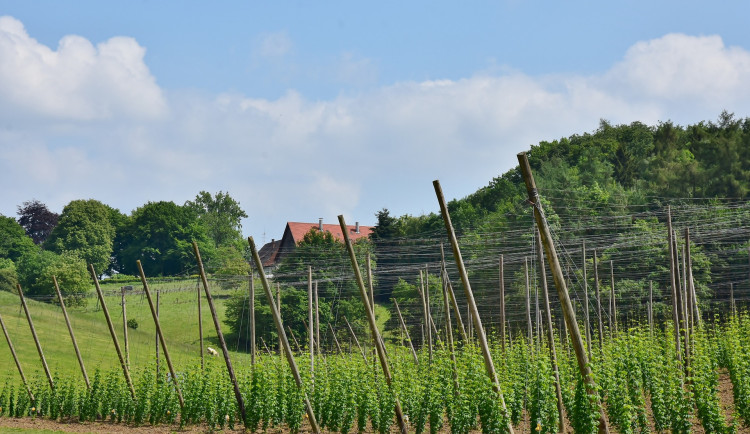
[3, 315, 750, 432]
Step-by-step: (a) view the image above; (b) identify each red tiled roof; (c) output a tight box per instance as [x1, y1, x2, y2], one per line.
[287, 221, 373, 245]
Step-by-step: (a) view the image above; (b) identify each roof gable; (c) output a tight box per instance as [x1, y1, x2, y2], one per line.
[286, 221, 373, 245]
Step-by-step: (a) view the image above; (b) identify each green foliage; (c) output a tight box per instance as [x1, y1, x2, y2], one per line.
[185, 191, 248, 248]
[45, 199, 117, 275]
[0, 258, 18, 292]
[15, 249, 89, 302]
[114, 201, 214, 276]
[0, 216, 37, 262]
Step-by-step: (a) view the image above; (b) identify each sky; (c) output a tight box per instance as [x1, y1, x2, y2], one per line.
[2, 1, 750, 243]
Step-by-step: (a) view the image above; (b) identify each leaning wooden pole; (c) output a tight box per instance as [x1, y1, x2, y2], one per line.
[594, 251, 604, 352]
[137, 260, 185, 409]
[500, 254, 506, 352]
[517, 153, 610, 434]
[667, 208, 682, 362]
[344, 316, 367, 362]
[339, 215, 409, 433]
[433, 180, 514, 433]
[536, 229, 566, 433]
[53, 276, 90, 389]
[89, 265, 136, 400]
[394, 300, 418, 364]
[16, 284, 54, 390]
[248, 237, 320, 433]
[0, 312, 34, 402]
[582, 243, 591, 360]
[192, 242, 248, 427]
[443, 262, 468, 342]
[121, 287, 129, 368]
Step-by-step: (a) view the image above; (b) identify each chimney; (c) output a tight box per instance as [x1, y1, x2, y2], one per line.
[319, 218, 323, 231]
[355, 222, 360, 233]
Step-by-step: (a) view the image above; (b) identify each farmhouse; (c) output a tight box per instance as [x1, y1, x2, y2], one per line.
[257, 219, 373, 274]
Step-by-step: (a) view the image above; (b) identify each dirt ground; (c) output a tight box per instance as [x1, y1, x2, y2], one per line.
[0, 372, 747, 433]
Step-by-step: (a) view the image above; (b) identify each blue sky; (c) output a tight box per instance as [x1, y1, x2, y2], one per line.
[2, 1, 750, 241]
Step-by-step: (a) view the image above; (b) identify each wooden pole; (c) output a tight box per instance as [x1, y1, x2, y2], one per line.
[315, 281, 321, 356]
[89, 265, 136, 400]
[247, 237, 320, 433]
[443, 268, 468, 341]
[250, 268, 256, 365]
[730, 283, 736, 318]
[339, 215, 409, 433]
[441, 261, 460, 394]
[277, 283, 282, 353]
[649, 281, 654, 335]
[137, 260, 185, 409]
[517, 153, 609, 434]
[582, 243, 591, 360]
[308, 266, 314, 380]
[500, 254, 506, 352]
[610, 261, 616, 337]
[121, 287, 129, 368]
[594, 250, 604, 351]
[0, 312, 34, 401]
[433, 181, 514, 433]
[288, 326, 303, 354]
[156, 290, 160, 376]
[394, 300, 418, 364]
[198, 275, 204, 371]
[525, 257, 533, 346]
[344, 316, 367, 361]
[52, 276, 90, 389]
[688, 237, 700, 326]
[536, 229, 566, 432]
[192, 242, 248, 427]
[328, 323, 342, 353]
[667, 208, 682, 361]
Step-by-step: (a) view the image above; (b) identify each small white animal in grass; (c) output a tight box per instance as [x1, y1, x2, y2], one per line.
[207, 347, 218, 356]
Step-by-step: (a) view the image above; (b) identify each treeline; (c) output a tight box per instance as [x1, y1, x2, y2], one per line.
[370, 111, 750, 325]
[0, 191, 250, 303]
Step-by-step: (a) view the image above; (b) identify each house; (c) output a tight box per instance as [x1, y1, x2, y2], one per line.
[257, 219, 373, 274]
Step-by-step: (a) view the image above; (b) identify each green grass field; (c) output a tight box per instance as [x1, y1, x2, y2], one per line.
[0, 278, 251, 384]
[0, 277, 391, 384]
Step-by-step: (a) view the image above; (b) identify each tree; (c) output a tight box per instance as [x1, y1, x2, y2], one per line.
[185, 191, 248, 248]
[45, 199, 116, 275]
[0, 258, 18, 292]
[15, 250, 89, 302]
[115, 201, 214, 276]
[17, 200, 59, 245]
[0, 216, 37, 262]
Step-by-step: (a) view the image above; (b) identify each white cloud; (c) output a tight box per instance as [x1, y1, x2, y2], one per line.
[2, 25, 750, 238]
[0, 16, 166, 122]
[257, 31, 292, 57]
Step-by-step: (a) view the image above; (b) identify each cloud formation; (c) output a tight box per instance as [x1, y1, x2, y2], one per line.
[0, 16, 166, 122]
[2, 20, 750, 240]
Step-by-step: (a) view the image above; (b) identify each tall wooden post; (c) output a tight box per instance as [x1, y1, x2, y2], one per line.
[687, 233, 700, 326]
[156, 290, 160, 376]
[536, 229, 566, 432]
[394, 300, 418, 364]
[277, 283, 282, 353]
[15, 286, 54, 391]
[193, 242, 248, 427]
[444, 269, 468, 341]
[442, 262, 460, 393]
[648, 281, 654, 335]
[499, 254, 506, 352]
[610, 261, 616, 337]
[90, 265, 136, 400]
[594, 250, 604, 351]
[121, 287, 129, 368]
[0, 312, 34, 401]
[137, 261, 185, 409]
[582, 243, 591, 360]
[248, 237, 321, 433]
[198, 275, 204, 371]
[315, 281, 321, 356]
[730, 283, 736, 318]
[667, 208, 682, 361]
[433, 181, 514, 433]
[339, 215, 409, 433]
[308, 266, 314, 380]
[525, 257, 532, 346]
[517, 153, 609, 434]
[53, 276, 90, 389]
[250, 268, 256, 365]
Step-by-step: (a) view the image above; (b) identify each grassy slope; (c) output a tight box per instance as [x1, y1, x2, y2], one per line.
[0, 280, 252, 384]
[0, 279, 391, 384]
